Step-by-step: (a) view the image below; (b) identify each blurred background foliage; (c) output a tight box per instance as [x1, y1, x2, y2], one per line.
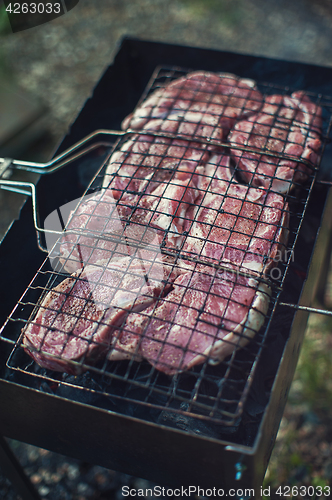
[181, 0, 242, 25]
[1, 0, 332, 146]
[0, 4, 12, 75]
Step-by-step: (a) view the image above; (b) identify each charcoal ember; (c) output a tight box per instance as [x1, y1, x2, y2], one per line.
[157, 402, 241, 439]
[55, 368, 168, 424]
[56, 372, 121, 412]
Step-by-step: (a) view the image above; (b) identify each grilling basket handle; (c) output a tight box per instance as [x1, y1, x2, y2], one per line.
[0, 129, 124, 177]
[0, 129, 127, 252]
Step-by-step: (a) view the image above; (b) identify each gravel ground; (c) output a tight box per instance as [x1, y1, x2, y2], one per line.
[1, 0, 332, 498]
[0, 443, 134, 500]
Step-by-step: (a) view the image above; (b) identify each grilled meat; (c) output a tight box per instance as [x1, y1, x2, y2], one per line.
[51, 142, 287, 374]
[122, 71, 263, 141]
[59, 128, 211, 273]
[228, 92, 322, 193]
[138, 265, 270, 375]
[22, 257, 174, 373]
[182, 153, 289, 274]
[26, 70, 321, 376]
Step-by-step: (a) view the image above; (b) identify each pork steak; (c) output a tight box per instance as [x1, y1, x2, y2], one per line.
[181, 153, 289, 274]
[31, 70, 302, 376]
[136, 264, 271, 374]
[228, 92, 322, 193]
[122, 71, 263, 141]
[22, 257, 175, 373]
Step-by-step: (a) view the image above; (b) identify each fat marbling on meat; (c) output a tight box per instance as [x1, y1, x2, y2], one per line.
[181, 153, 289, 274]
[22, 256, 175, 373]
[59, 127, 209, 273]
[228, 92, 322, 193]
[122, 71, 264, 141]
[26, 70, 302, 375]
[134, 264, 270, 374]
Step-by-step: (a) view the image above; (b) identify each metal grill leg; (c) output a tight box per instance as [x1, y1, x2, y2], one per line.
[0, 435, 42, 500]
[316, 235, 332, 307]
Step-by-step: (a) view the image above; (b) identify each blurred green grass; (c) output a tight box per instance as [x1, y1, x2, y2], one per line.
[264, 269, 332, 491]
[293, 316, 332, 414]
[0, 5, 13, 80]
[180, 0, 242, 26]
[0, 0, 331, 491]
[0, 4, 11, 36]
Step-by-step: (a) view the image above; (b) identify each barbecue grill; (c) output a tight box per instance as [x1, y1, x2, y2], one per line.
[1, 38, 332, 498]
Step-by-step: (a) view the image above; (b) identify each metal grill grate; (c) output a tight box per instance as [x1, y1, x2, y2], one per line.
[1, 66, 332, 430]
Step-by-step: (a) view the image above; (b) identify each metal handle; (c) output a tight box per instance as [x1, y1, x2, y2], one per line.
[0, 129, 124, 177]
[0, 180, 59, 252]
[0, 130, 126, 251]
[279, 301, 332, 316]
